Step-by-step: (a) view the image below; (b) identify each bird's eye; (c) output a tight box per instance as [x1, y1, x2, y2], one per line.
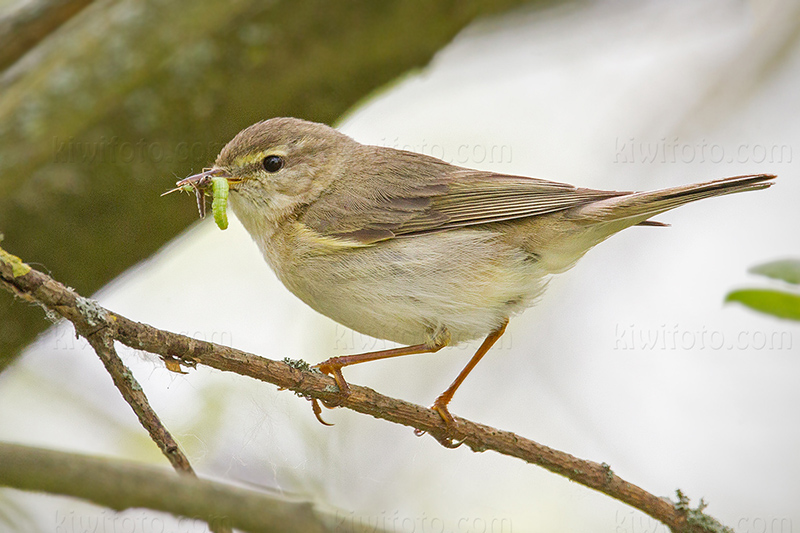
[262, 155, 284, 173]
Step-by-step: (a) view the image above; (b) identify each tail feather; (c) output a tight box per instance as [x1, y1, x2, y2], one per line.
[579, 174, 776, 224]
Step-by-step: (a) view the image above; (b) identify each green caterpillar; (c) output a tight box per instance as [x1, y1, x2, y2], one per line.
[211, 176, 229, 230]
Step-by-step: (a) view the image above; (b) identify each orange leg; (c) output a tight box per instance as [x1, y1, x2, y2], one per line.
[428, 319, 509, 445]
[314, 336, 449, 408]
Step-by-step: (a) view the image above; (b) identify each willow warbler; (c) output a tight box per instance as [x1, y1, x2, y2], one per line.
[174, 117, 774, 443]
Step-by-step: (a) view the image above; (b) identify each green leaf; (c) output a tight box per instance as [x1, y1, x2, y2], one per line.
[749, 259, 800, 284]
[726, 289, 800, 321]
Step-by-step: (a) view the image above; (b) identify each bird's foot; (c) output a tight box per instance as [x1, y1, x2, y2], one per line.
[309, 358, 352, 425]
[413, 397, 466, 449]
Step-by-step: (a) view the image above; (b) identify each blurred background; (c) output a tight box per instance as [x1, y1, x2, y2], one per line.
[1, 0, 799, 531]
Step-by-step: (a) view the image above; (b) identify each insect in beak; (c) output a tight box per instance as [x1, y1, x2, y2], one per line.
[162, 167, 230, 219]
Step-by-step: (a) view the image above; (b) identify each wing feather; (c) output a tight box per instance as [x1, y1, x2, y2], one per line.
[298, 147, 628, 244]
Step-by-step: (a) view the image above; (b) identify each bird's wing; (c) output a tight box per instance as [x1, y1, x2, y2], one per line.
[298, 148, 629, 244]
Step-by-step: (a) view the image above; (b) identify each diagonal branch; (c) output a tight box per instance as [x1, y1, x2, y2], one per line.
[82, 323, 241, 531]
[0, 243, 731, 533]
[83, 328, 196, 475]
[4, 242, 231, 531]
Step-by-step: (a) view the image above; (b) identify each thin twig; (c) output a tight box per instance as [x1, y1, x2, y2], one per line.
[85, 329, 242, 530]
[1, 245, 233, 532]
[83, 329, 196, 475]
[0, 244, 732, 533]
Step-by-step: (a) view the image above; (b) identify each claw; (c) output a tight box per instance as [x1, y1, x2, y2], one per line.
[307, 360, 352, 424]
[437, 436, 466, 449]
[311, 398, 334, 426]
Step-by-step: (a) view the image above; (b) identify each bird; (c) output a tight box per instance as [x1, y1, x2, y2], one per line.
[174, 117, 775, 444]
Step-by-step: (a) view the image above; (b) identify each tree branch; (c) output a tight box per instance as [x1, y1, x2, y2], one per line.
[0, 242, 732, 533]
[83, 328, 196, 475]
[0, 441, 380, 533]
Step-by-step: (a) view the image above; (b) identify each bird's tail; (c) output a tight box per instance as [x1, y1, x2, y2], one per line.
[577, 173, 776, 225]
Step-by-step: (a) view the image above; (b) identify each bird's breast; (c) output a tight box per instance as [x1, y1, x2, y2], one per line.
[261, 224, 549, 347]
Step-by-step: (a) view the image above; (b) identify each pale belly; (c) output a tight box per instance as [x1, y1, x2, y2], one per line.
[268, 229, 548, 347]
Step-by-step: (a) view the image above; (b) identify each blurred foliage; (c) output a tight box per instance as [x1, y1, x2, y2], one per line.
[0, 0, 559, 368]
[748, 258, 800, 285]
[0, 0, 96, 70]
[726, 290, 800, 321]
[726, 259, 800, 321]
